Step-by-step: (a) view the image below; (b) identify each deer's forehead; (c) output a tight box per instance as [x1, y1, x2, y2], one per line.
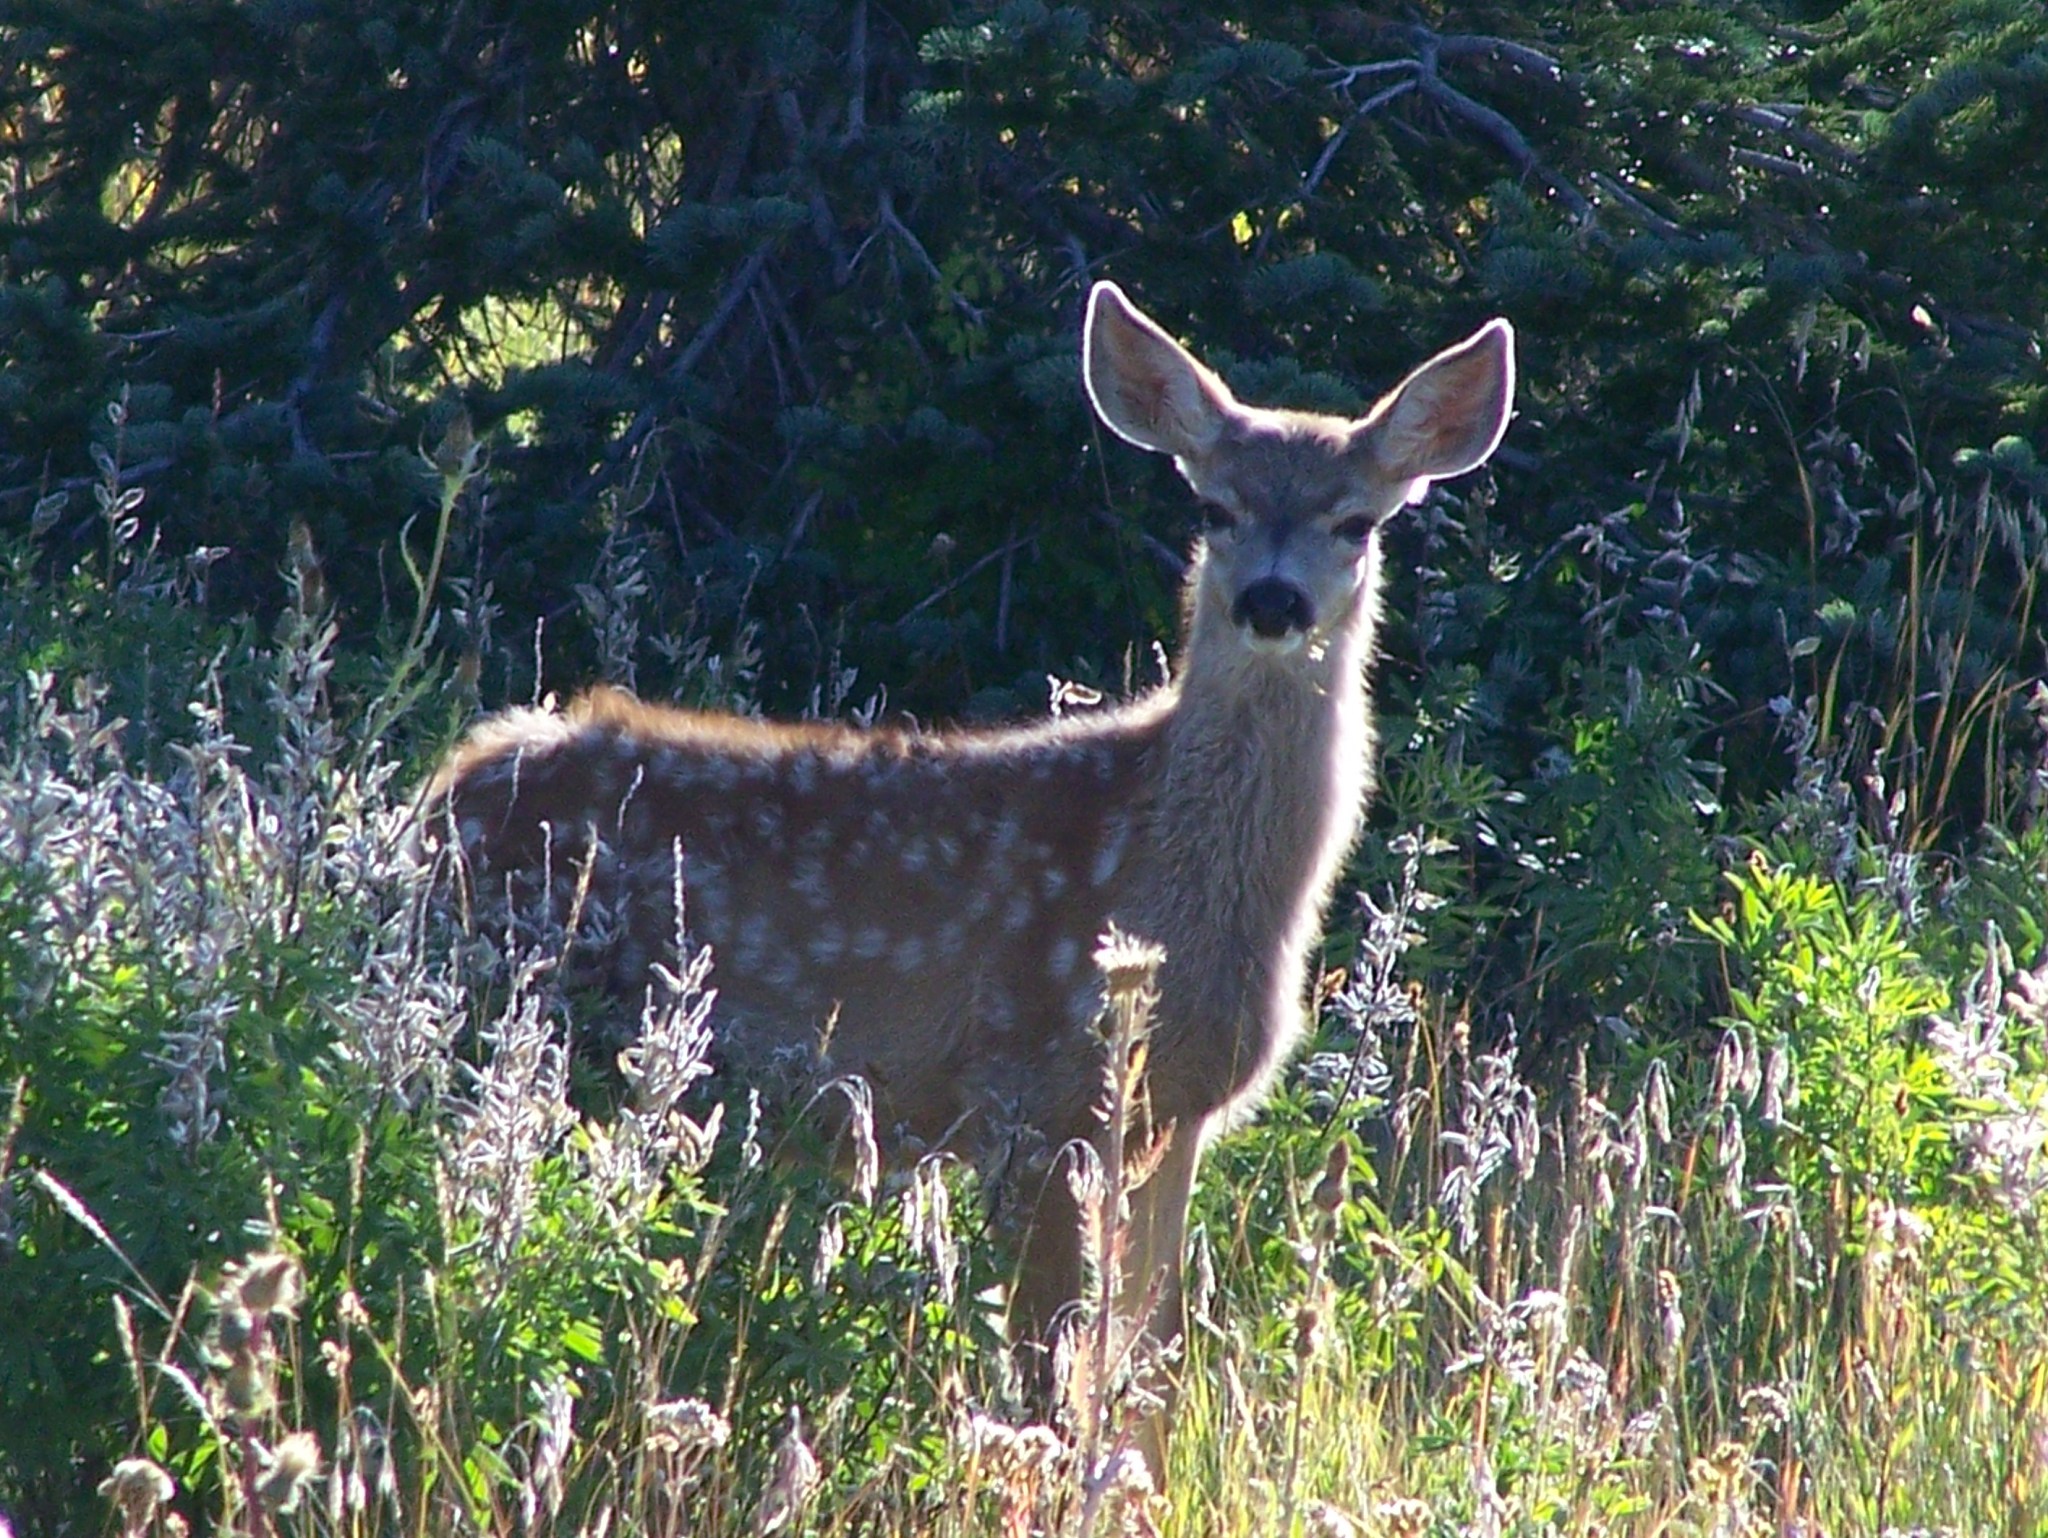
[1196, 419, 1360, 513]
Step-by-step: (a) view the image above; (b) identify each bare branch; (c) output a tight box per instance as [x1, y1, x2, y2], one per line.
[1317, 58, 1418, 90]
[1319, 28, 1597, 226]
[1590, 171, 1686, 239]
[1725, 103, 1860, 173]
[879, 191, 987, 325]
[1431, 33, 1576, 87]
[1412, 53, 1595, 223]
[896, 533, 1035, 625]
[666, 243, 773, 383]
[1732, 146, 1819, 185]
[1302, 77, 1417, 201]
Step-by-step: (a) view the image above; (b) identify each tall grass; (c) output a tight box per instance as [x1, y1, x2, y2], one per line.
[2, 426, 2046, 1536]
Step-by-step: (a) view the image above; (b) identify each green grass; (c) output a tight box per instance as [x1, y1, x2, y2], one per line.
[3, 464, 2047, 1537]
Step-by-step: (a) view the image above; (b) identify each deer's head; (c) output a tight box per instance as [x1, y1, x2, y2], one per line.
[1083, 281, 1515, 654]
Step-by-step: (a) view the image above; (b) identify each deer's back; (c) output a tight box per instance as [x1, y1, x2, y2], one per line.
[431, 686, 1171, 1148]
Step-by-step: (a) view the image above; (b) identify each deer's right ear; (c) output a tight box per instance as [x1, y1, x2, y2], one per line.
[1083, 282, 1236, 462]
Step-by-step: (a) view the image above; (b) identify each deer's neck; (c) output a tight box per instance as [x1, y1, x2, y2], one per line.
[1123, 544, 1383, 1119]
[1152, 545, 1382, 942]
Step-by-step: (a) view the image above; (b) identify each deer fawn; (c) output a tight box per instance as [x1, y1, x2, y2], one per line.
[430, 282, 1514, 1473]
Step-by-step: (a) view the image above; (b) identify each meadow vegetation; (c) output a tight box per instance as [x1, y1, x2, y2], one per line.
[2, 411, 2045, 1535]
[6, 1, 2048, 1532]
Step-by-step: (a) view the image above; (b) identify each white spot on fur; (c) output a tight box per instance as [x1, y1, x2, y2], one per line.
[989, 816, 1021, 857]
[892, 935, 928, 973]
[808, 924, 845, 964]
[900, 837, 930, 874]
[1049, 936, 1080, 978]
[1091, 817, 1131, 887]
[788, 751, 820, 794]
[751, 804, 782, 839]
[793, 857, 832, 908]
[853, 925, 889, 960]
[736, 911, 772, 971]
[1040, 866, 1067, 900]
[1003, 891, 1034, 933]
[1067, 981, 1105, 1026]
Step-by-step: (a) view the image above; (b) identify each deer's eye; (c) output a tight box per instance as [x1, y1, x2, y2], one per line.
[1331, 514, 1375, 543]
[1199, 502, 1240, 535]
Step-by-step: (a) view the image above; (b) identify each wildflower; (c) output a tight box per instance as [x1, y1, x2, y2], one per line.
[1010, 1424, 1065, 1474]
[750, 1408, 821, 1535]
[1311, 1140, 1351, 1215]
[827, 1076, 881, 1206]
[957, 1411, 1020, 1462]
[99, 1458, 175, 1535]
[646, 1397, 732, 1457]
[254, 1431, 322, 1515]
[1305, 1501, 1367, 1538]
[1557, 1350, 1612, 1425]
[1371, 1496, 1432, 1538]
[809, 1209, 846, 1294]
[1740, 1382, 1792, 1438]
[1621, 1406, 1668, 1458]
[1094, 926, 1165, 1002]
[1655, 1268, 1686, 1358]
[231, 1251, 301, 1318]
[901, 1154, 961, 1307]
[524, 1374, 575, 1530]
[1088, 1447, 1158, 1536]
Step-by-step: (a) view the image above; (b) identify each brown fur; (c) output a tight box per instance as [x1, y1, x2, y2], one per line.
[425, 283, 1515, 1475]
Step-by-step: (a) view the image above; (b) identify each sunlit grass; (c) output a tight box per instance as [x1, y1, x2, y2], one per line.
[3, 437, 2047, 1536]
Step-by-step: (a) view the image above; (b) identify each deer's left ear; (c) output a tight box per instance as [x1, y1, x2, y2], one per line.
[1352, 319, 1515, 497]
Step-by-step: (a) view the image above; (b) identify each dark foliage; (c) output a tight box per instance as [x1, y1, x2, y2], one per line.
[6, 0, 2045, 1019]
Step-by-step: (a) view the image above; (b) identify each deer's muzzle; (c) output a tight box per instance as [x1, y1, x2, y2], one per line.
[1231, 578, 1315, 641]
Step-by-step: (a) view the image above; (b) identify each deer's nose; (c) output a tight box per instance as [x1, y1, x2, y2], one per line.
[1232, 579, 1315, 639]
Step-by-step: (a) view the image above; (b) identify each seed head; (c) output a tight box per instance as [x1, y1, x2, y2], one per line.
[645, 1397, 732, 1457]
[231, 1252, 301, 1318]
[1312, 1140, 1351, 1215]
[254, 1431, 322, 1514]
[1094, 925, 1165, 1001]
[224, 1351, 272, 1417]
[98, 1458, 175, 1530]
[750, 1408, 821, 1535]
[1294, 1303, 1322, 1360]
[1371, 1497, 1431, 1538]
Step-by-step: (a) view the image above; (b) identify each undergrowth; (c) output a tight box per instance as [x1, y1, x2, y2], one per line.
[2, 414, 2046, 1537]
